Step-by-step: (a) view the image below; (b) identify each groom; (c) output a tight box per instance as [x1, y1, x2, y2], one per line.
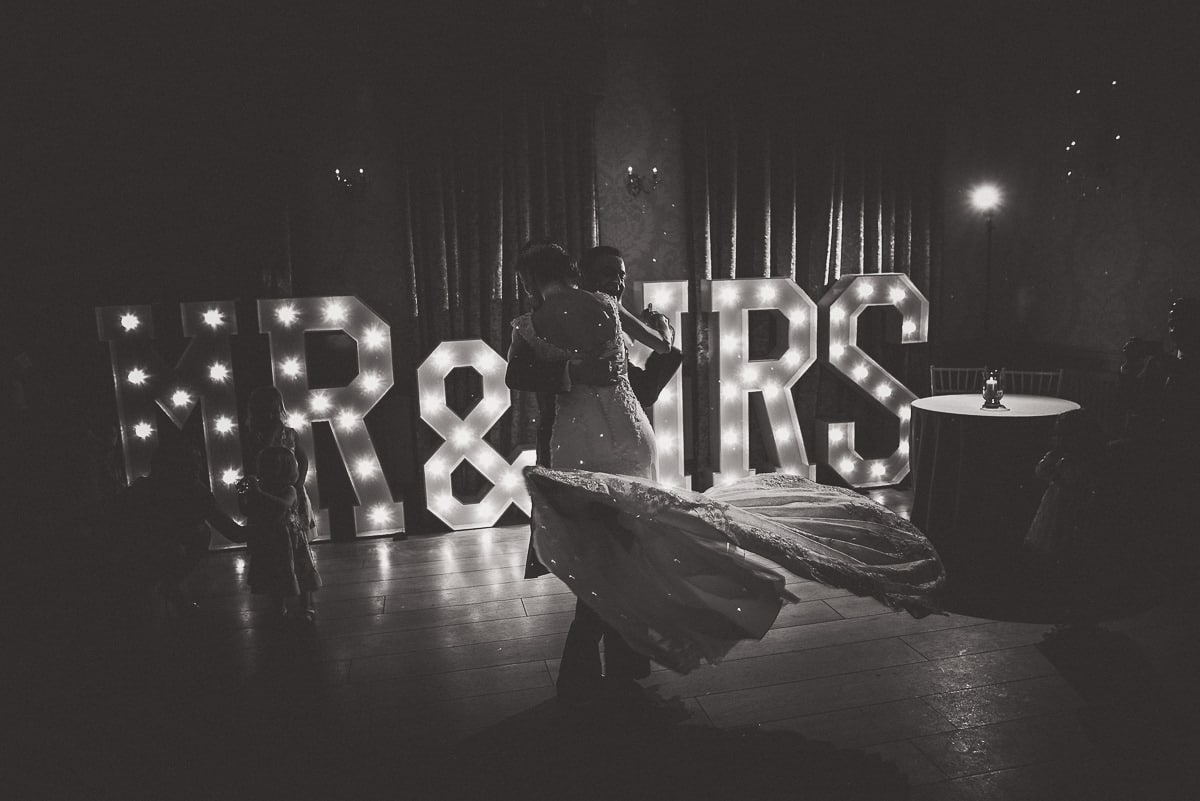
[506, 243, 682, 706]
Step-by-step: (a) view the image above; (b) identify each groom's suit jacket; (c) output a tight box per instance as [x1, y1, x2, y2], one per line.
[505, 335, 683, 578]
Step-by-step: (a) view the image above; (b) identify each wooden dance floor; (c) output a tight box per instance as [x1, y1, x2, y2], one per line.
[23, 492, 1200, 800]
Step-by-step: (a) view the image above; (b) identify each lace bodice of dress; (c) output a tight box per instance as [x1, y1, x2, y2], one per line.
[511, 291, 652, 477]
[510, 291, 625, 364]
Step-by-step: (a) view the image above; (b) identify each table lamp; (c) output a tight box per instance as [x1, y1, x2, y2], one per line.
[981, 368, 1005, 410]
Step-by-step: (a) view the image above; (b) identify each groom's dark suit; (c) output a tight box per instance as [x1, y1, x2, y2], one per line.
[505, 330, 682, 693]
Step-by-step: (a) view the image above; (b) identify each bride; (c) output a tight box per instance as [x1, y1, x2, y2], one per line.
[510, 244, 944, 677]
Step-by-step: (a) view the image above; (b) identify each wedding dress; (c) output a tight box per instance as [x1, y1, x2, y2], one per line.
[512, 291, 944, 674]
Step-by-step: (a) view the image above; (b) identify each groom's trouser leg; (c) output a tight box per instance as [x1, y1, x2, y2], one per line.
[557, 599, 605, 695]
[603, 628, 651, 680]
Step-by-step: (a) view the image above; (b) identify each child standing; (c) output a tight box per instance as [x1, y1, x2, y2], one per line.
[1024, 409, 1106, 565]
[245, 386, 317, 541]
[239, 446, 322, 622]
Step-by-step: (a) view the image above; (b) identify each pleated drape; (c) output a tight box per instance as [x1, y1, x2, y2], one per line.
[391, 87, 599, 512]
[682, 93, 941, 478]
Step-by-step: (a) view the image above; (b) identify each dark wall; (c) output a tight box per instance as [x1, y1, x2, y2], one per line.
[938, 2, 1200, 368]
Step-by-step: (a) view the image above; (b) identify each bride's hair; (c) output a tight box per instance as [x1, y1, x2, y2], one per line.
[516, 240, 579, 300]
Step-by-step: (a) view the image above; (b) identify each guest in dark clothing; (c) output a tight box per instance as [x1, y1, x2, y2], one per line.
[1112, 297, 1200, 581]
[1117, 298, 1200, 480]
[505, 242, 682, 705]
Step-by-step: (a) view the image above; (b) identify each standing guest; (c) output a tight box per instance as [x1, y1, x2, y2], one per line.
[237, 446, 321, 623]
[506, 242, 683, 704]
[1118, 297, 1200, 460]
[244, 386, 317, 541]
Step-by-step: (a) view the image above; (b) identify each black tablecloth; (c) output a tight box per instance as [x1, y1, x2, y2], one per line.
[909, 395, 1080, 569]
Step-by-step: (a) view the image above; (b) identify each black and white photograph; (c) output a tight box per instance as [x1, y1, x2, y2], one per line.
[8, 1, 1200, 798]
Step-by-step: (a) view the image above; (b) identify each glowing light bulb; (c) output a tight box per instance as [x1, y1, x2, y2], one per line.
[201, 309, 224, 328]
[830, 308, 846, 322]
[723, 427, 740, 445]
[830, 344, 846, 358]
[359, 371, 383, 393]
[478, 396, 505, 415]
[363, 327, 387, 350]
[354, 457, 377, 479]
[171, 389, 191, 408]
[501, 472, 523, 489]
[875, 383, 893, 400]
[901, 320, 917, 335]
[718, 287, 739, 306]
[773, 426, 791, 443]
[221, 468, 241, 486]
[120, 313, 140, 332]
[323, 301, 348, 324]
[787, 307, 807, 324]
[839, 458, 855, 473]
[431, 350, 452, 371]
[133, 421, 154, 439]
[857, 283, 875, 299]
[435, 494, 454, 511]
[275, 305, 299, 326]
[310, 393, 331, 413]
[658, 387, 675, 404]
[970, 183, 1002, 213]
[657, 434, 675, 452]
[852, 364, 869, 382]
[722, 334, 742, 351]
[451, 426, 473, 447]
[280, 357, 302, 378]
[427, 458, 446, 474]
[762, 383, 782, 399]
[899, 405, 911, 421]
[126, 367, 148, 386]
[720, 383, 740, 401]
[421, 392, 440, 409]
[869, 462, 886, 477]
[829, 428, 845, 444]
[889, 288, 907, 303]
[757, 285, 777, 303]
[898, 440, 909, 455]
[337, 409, 359, 431]
[368, 506, 391, 526]
[208, 362, 230, 382]
[740, 365, 759, 382]
[214, 416, 235, 435]
[286, 412, 307, 429]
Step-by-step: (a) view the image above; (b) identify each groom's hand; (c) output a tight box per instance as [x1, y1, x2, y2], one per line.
[568, 356, 619, 386]
[641, 304, 675, 346]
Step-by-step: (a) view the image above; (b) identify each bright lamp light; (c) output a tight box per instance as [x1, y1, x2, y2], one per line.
[970, 184, 1002, 213]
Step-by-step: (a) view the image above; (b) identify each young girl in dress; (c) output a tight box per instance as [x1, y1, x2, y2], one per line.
[1024, 409, 1106, 566]
[239, 446, 322, 622]
[245, 386, 317, 541]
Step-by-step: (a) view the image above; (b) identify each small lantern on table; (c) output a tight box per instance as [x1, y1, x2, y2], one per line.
[981, 368, 1006, 410]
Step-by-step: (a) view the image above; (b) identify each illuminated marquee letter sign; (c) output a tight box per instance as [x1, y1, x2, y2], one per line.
[97, 301, 245, 546]
[258, 296, 403, 536]
[418, 340, 536, 530]
[706, 277, 819, 485]
[630, 280, 691, 489]
[817, 273, 929, 487]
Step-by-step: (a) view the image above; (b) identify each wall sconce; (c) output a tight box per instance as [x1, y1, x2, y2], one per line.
[335, 167, 368, 198]
[626, 165, 663, 198]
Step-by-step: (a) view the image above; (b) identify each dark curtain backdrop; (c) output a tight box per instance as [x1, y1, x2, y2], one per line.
[681, 93, 942, 481]
[387, 87, 600, 524]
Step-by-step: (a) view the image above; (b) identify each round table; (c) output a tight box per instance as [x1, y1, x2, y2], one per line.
[909, 394, 1081, 569]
